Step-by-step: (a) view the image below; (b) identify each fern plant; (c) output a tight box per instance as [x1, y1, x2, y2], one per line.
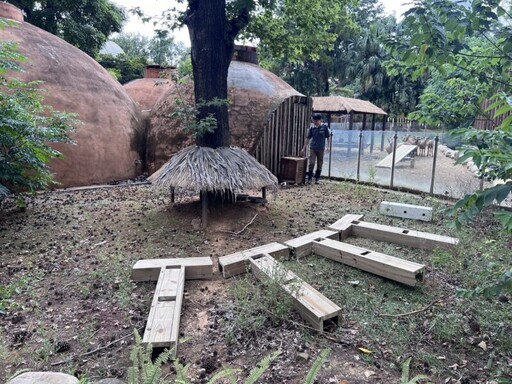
[127, 330, 172, 384]
[304, 348, 331, 384]
[400, 357, 430, 384]
[245, 350, 281, 384]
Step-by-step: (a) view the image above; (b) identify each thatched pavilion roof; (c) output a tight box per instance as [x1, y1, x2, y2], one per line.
[312, 96, 387, 115]
[148, 146, 278, 194]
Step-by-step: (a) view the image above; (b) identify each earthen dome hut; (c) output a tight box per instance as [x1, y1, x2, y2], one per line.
[0, 3, 145, 187]
[139, 46, 311, 175]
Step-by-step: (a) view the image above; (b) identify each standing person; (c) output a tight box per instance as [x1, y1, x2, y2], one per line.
[301, 113, 331, 184]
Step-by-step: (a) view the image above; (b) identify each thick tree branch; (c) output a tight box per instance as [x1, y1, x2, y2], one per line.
[227, 5, 251, 42]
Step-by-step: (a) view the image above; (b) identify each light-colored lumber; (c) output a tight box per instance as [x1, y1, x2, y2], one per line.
[376, 145, 417, 168]
[350, 220, 458, 250]
[328, 214, 364, 239]
[142, 266, 185, 357]
[380, 201, 433, 222]
[158, 267, 181, 301]
[250, 254, 341, 331]
[143, 301, 176, 348]
[219, 242, 289, 278]
[131, 257, 213, 281]
[312, 238, 425, 286]
[283, 230, 339, 258]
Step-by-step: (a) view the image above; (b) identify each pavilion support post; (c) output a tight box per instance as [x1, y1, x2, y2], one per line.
[370, 114, 376, 154]
[201, 190, 208, 229]
[348, 111, 354, 156]
[361, 113, 367, 155]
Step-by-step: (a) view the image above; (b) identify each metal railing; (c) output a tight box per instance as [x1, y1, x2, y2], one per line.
[321, 129, 485, 200]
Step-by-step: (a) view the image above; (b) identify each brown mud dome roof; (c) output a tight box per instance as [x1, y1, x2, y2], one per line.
[145, 60, 304, 174]
[0, 3, 145, 187]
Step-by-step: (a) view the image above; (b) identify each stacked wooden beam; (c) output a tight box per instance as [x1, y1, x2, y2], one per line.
[131, 257, 213, 357]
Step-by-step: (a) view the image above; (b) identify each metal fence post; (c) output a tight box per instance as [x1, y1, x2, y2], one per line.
[429, 135, 440, 195]
[390, 131, 398, 188]
[357, 130, 363, 182]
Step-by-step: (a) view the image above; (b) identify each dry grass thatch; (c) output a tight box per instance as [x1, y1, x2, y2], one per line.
[312, 96, 387, 115]
[148, 145, 278, 194]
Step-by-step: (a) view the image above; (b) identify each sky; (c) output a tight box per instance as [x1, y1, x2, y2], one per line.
[111, 0, 412, 46]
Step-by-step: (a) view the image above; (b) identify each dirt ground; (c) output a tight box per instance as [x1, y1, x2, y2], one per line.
[0, 176, 510, 383]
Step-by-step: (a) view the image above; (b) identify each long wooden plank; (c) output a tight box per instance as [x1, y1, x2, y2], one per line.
[328, 214, 364, 239]
[351, 220, 459, 250]
[250, 254, 341, 331]
[131, 257, 213, 281]
[283, 230, 339, 258]
[169, 266, 185, 357]
[219, 242, 289, 278]
[376, 144, 417, 168]
[142, 266, 185, 357]
[312, 238, 425, 286]
[143, 301, 176, 348]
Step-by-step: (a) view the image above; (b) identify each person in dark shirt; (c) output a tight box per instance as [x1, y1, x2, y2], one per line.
[301, 113, 331, 184]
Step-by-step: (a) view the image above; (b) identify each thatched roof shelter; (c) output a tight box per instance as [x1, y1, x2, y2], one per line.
[312, 96, 387, 131]
[0, 3, 145, 187]
[148, 146, 278, 194]
[312, 96, 387, 115]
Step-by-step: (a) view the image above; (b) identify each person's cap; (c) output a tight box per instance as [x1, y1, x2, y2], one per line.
[312, 113, 322, 120]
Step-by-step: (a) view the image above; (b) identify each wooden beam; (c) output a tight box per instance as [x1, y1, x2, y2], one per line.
[142, 266, 185, 357]
[250, 254, 341, 331]
[131, 257, 213, 281]
[312, 239, 425, 286]
[328, 214, 364, 239]
[218, 242, 289, 278]
[350, 220, 458, 250]
[283, 230, 339, 258]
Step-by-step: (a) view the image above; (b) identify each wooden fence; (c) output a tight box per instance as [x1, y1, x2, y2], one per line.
[474, 98, 512, 130]
[253, 95, 311, 176]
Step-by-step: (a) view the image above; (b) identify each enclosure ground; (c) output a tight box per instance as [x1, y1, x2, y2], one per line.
[0, 182, 510, 383]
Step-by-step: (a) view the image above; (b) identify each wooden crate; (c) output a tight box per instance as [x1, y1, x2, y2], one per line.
[280, 157, 307, 184]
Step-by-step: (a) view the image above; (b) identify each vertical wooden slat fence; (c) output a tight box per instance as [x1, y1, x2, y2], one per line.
[253, 96, 311, 176]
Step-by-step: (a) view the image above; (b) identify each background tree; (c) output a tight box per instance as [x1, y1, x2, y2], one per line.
[96, 54, 148, 84]
[5, 0, 125, 57]
[386, 0, 512, 235]
[147, 29, 189, 67]
[0, 20, 77, 197]
[110, 32, 150, 58]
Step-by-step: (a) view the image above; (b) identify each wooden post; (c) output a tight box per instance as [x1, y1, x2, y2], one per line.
[170, 187, 175, 203]
[370, 114, 376, 154]
[261, 187, 266, 199]
[201, 190, 208, 229]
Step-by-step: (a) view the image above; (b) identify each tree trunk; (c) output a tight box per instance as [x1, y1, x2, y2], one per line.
[186, 0, 234, 148]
